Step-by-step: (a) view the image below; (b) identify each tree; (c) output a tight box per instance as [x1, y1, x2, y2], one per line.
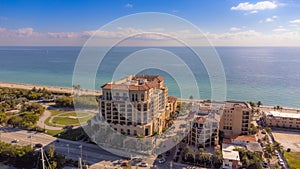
[8, 116, 22, 127]
[55, 96, 74, 108]
[0, 112, 7, 124]
[248, 123, 259, 135]
[211, 150, 223, 168]
[264, 144, 274, 158]
[257, 101, 262, 107]
[266, 127, 272, 133]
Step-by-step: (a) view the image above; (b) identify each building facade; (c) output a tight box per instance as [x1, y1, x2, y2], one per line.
[188, 116, 219, 148]
[98, 75, 170, 137]
[264, 111, 300, 129]
[219, 101, 251, 138]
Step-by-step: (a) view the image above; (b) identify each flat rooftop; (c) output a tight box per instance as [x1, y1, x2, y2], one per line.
[265, 111, 300, 119]
[225, 101, 250, 109]
[101, 75, 164, 91]
[222, 149, 240, 161]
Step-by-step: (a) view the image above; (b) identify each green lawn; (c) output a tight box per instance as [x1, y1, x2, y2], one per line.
[284, 151, 300, 169]
[59, 112, 87, 117]
[52, 116, 80, 125]
[45, 110, 94, 126]
[45, 129, 64, 136]
[52, 115, 93, 125]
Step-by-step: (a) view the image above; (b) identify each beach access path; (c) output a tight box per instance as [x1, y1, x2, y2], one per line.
[37, 109, 63, 130]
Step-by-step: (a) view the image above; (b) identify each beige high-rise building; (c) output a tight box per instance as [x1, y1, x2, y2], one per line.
[99, 75, 170, 137]
[219, 101, 251, 138]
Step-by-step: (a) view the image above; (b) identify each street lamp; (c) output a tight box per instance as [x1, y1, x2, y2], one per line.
[79, 144, 83, 160]
[66, 144, 69, 159]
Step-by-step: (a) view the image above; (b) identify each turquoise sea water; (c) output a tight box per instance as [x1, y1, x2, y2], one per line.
[0, 46, 300, 108]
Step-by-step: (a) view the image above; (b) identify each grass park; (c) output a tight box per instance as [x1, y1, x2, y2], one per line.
[284, 151, 300, 169]
[45, 110, 95, 127]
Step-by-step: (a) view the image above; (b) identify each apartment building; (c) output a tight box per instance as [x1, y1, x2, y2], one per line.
[219, 101, 252, 138]
[98, 75, 170, 137]
[264, 111, 300, 129]
[187, 116, 219, 148]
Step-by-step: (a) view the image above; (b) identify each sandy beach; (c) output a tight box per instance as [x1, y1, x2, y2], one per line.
[0, 81, 102, 96]
[260, 105, 300, 114]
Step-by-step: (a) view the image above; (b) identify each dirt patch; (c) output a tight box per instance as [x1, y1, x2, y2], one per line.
[272, 129, 300, 152]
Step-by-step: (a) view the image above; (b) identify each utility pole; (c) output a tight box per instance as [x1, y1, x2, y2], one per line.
[79, 144, 83, 169]
[41, 147, 45, 169]
[79, 144, 83, 160]
[66, 144, 69, 159]
[78, 157, 83, 169]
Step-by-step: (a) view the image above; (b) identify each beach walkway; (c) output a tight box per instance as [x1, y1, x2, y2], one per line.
[37, 110, 63, 130]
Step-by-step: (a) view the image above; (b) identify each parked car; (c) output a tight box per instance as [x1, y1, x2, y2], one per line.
[158, 158, 166, 164]
[262, 162, 268, 168]
[279, 159, 284, 166]
[166, 151, 170, 156]
[121, 161, 128, 166]
[140, 162, 148, 167]
[11, 139, 19, 143]
[274, 150, 279, 156]
[261, 130, 266, 134]
[34, 143, 43, 148]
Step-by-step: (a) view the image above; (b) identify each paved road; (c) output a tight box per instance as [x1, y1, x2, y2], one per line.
[0, 127, 120, 165]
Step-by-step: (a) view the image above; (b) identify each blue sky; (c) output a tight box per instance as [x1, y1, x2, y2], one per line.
[0, 0, 300, 46]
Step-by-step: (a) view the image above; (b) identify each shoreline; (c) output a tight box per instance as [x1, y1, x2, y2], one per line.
[0, 81, 101, 96]
[1, 81, 300, 112]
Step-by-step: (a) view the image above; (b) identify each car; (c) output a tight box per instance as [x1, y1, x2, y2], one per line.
[133, 158, 142, 163]
[34, 143, 43, 148]
[274, 150, 279, 156]
[140, 162, 148, 167]
[262, 162, 268, 168]
[278, 159, 284, 166]
[166, 151, 170, 156]
[121, 161, 128, 166]
[11, 139, 19, 143]
[158, 158, 166, 164]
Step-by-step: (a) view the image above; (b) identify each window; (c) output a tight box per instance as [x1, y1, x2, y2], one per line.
[141, 94, 144, 101]
[145, 128, 149, 136]
[127, 129, 130, 135]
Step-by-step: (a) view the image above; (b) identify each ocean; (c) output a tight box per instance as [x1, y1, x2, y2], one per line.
[0, 46, 300, 108]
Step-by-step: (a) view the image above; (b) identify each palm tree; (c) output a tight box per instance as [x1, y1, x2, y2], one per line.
[257, 101, 262, 107]
[273, 141, 283, 151]
[264, 144, 274, 158]
[211, 150, 223, 168]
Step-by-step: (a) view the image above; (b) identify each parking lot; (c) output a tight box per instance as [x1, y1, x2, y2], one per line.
[272, 129, 300, 152]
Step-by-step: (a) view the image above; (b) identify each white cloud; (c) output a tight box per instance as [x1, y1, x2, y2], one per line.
[273, 26, 288, 32]
[1, 26, 300, 46]
[231, 1, 278, 13]
[124, 3, 133, 8]
[265, 18, 274, 22]
[290, 19, 300, 24]
[261, 15, 278, 23]
[230, 27, 241, 31]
